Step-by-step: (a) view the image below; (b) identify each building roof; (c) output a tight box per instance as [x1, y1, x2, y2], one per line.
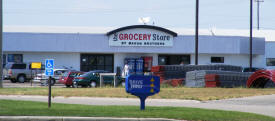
[4, 25, 275, 41]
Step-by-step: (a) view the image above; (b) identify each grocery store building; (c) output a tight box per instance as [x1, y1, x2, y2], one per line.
[3, 25, 275, 73]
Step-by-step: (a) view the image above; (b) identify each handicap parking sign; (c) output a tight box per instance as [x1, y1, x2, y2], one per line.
[45, 59, 54, 69]
[45, 59, 54, 76]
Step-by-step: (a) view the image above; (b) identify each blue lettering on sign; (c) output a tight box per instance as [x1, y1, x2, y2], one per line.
[126, 75, 160, 96]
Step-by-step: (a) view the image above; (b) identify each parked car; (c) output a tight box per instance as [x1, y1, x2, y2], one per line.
[33, 69, 68, 86]
[3, 63, 44, 83]
[72, 70, 124, 88]
[59, 71, 84, 87]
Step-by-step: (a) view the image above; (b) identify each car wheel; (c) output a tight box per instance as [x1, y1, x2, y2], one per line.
[90, 81, 97, 88]
[10, 79, 17, 83]
[17, 75, 26, 83]
[72, 82, 78, 88]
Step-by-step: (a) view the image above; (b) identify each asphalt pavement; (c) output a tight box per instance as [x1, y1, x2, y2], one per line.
[2, 80, 64, 88]
[1, 95, 275, 118]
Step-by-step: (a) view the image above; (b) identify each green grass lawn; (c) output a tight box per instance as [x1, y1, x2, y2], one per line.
[0, 99, 274, 121]
[1, 87, 275, 101]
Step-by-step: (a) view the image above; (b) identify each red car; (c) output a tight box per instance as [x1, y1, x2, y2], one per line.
[59, 71, 84, 87]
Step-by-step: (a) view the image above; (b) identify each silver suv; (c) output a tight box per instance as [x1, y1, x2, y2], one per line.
[3, 63, 44, 83]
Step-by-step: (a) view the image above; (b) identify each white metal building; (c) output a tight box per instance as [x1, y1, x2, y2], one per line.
[3, 25, 275, 72]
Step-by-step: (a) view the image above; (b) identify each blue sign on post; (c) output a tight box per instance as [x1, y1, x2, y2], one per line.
[126, 75, 160, 110]
[45, 59, 54, 76]
[45, 69, 54, 76]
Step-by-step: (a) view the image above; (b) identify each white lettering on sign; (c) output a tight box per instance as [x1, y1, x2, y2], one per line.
[130, 80, 143, 89]
[109, 28, 174, 47]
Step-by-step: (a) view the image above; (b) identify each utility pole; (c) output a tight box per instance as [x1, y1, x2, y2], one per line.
[255, 0, 264, 30]
[250, 0, 253, 72]
[0, 0, 3, 88]
[195, 0, 199, 65]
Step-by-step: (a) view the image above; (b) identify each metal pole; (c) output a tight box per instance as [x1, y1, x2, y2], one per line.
[195, 0, 199, 65]
[250, 0, 253, 72]
[48, 76, 52, 108]
[0, 0, 3, 88]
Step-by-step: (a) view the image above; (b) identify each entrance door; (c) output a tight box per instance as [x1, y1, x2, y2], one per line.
[81, 54, 114, 72]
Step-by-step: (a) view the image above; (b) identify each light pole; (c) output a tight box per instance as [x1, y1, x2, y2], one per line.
[0, 0, 3, 88]
[195, 0, 199, 65]
[255, 0, 264, 30]
[250, 0, 253, 72]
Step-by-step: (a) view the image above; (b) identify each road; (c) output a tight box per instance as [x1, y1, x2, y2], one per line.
[2, 80, 64, 88]
[0, 95, 275, 118]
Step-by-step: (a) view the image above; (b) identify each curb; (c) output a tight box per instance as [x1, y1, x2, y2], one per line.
[0, 116, 183, 121]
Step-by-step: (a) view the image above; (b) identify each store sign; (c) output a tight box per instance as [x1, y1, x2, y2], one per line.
[109, 28, 174, 47]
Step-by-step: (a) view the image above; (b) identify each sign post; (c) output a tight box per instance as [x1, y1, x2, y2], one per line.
[45, 59, 54, 108]
[125, 75, 160, 110]
[31, 62, 42, 86]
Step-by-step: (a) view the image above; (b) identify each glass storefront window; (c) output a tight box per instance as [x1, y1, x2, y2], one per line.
[105, 56, 113, 65]
[89, 56, 96, 65]
[97, 56, 104, 65]
[81, 54, 114, 72]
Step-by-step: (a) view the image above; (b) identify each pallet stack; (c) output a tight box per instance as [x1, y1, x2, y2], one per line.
[170, 78, 185, 87]
[205, 74, 220, 87]
[151, 66, 165, 83]
[185, 70, 252, 88]
[185, 70, 206, 87]
[151, 64, 244, 87]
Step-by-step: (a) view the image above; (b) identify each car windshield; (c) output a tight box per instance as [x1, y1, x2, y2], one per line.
[54, 70, 68, 76]
[81, 70, 109, 77]
[69, 72, 82, 77]
[62, 72, 69, 77]
[4, 64, 12, 69]
[81, 71, 94, 77]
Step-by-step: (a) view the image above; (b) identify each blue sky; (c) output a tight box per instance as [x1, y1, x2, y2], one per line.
[3, 0, 275, 29]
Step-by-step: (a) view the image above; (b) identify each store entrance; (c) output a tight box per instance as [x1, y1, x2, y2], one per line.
[80, 54, 114, 72]
[158, 54, 190, 65]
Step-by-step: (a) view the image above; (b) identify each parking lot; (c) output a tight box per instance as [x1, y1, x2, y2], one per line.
[2, 80, 64, 88]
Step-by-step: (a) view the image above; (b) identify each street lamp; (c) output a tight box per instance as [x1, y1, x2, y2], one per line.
[0, 0, 2, 88]
[249, 0, 253, 72]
